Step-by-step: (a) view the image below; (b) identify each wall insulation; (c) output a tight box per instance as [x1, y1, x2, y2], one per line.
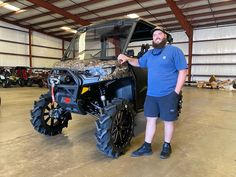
[173, 25, 236, 81]
[0, 21, 62, 68]
[1, 20, 236, 81]
[129, 25, 236, 82]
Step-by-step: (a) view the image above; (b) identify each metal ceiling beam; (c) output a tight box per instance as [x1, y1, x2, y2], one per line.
[140, 7, 236, 23]
[32, 0, 192, 29]
[40, 22, 76, 31]
[166, 0, 193, 37]
[37, 2, 171, 31]
[1, 0, 17, 3]
[192, 14, 236, 24]
[16, 0, 105, 23]
[26, 0, 90, 26]
[40, 8, 236, 33]
[186, 8, 236, 20]
[182, 0, 236, 12]
[193, 19, 236, 28]
[156, 14, 236, 28]
[59, 33, 75, 38]
[48, 29, 70, 34]
[33, 0, 152, 26]
[0, 0, 62, 18]
[86, 1, 236, 22]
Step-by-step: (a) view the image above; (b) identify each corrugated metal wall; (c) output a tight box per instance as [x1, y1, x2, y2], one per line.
[1, 20, 236, 81]
[173, 25, 236, 81]
[0, 21, 62, 68]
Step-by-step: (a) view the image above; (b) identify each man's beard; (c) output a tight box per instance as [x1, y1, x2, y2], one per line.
[152, 38, 167, 48]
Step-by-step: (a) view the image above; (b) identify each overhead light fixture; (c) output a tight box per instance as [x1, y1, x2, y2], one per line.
[15, 9, 26, 14]
[127, 13, 139, 19]
[3, 3, 20, 11]
[0, 1, 26, 13]
[61, 26, 71, 31]
[60, 26, 77, 33]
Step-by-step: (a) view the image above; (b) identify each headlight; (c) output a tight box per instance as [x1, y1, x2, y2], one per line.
[86, 67, 114, 77]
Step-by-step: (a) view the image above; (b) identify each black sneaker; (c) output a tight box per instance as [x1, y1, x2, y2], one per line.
[131, 143, 153, 157]
[160, 142, 172, 159]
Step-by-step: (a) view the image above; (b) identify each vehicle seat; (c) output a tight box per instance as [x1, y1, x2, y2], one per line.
[137, 44, 150, 58]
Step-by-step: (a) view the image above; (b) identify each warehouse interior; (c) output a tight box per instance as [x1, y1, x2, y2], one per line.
[0, 0, 236, 177]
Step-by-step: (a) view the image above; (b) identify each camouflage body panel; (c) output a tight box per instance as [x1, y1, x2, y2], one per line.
[53, 58, 132, 81]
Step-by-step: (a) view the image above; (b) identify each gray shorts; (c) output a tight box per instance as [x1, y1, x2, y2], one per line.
[144, 91, 180, 121]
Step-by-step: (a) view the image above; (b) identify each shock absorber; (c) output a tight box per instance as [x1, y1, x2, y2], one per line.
[49, 77, 60, 105]
[98, 84, 107, 107]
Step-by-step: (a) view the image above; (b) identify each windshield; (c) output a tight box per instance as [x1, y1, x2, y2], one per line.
[62, 23, 133, 61]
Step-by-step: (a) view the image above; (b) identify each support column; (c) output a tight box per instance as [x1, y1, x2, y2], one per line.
[29, 29, 32, 68]
[188, 34, 193, 82]
[62, 39, 64, 56]
[166, 0, 193, 82]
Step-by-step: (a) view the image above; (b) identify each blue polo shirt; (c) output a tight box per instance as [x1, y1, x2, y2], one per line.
[138, 45, 188, 97]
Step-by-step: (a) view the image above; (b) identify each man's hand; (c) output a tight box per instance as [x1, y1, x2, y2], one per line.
[175, 69, 188, 94]
[117, 54, 140, 67]
[117, 54, 129, 64]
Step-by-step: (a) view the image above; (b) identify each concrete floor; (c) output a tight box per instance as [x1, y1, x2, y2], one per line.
[0, 87, 236, 177]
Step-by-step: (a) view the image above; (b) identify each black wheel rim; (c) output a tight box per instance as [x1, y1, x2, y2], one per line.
[42, 102, 61, 128]
[111, 107, 133, 150]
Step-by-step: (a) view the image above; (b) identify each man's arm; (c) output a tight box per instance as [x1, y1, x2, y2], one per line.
[175, 69, 188, 94]
[117, 54, 140, 67]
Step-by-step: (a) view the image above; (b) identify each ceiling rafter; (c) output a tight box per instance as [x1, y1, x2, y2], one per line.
[207, 0, 217, 25]
[166, 0, 193, 37]
[193, 19, 236, 28]
[36, 1, 181, 31]
[0, 0, 63, 18]
[26, 0, 90, 26]
[191, 14, 236, 24]
[0, 0, 235, 40]
[55, 12, 236, 36]
[40, 22, 76, 31]
[155, 14, 236, 29]
[37, 0, 233, 32]
[32, 0, 152, 26]
[186, 8, 236, 20]
[182, 0, 236, 12]
[145, 7, 236, 25]
[1, 0, 17, 3]
[32, 0, 204, 27]
[15, 0, 106, 23]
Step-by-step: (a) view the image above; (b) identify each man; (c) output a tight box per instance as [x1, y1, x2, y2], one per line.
[117, 26, 188, 159]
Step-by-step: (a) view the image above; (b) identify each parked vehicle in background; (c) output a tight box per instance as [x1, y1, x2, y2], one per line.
[0, 67, 11, 88]
[28, 69, 50, 87]
[15, 66, 32, 87]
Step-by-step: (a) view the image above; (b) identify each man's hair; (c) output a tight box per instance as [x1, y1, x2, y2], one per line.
[151, 26, 173, 44]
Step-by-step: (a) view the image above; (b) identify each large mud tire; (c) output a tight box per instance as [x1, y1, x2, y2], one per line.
[30, 92, 71, 136]
[95, 98, 135, 158]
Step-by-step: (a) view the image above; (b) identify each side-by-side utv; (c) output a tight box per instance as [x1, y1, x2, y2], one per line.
[30, 18, 183, 158]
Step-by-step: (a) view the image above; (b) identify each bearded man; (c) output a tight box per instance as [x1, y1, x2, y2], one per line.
[117, 26, 188, 159]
